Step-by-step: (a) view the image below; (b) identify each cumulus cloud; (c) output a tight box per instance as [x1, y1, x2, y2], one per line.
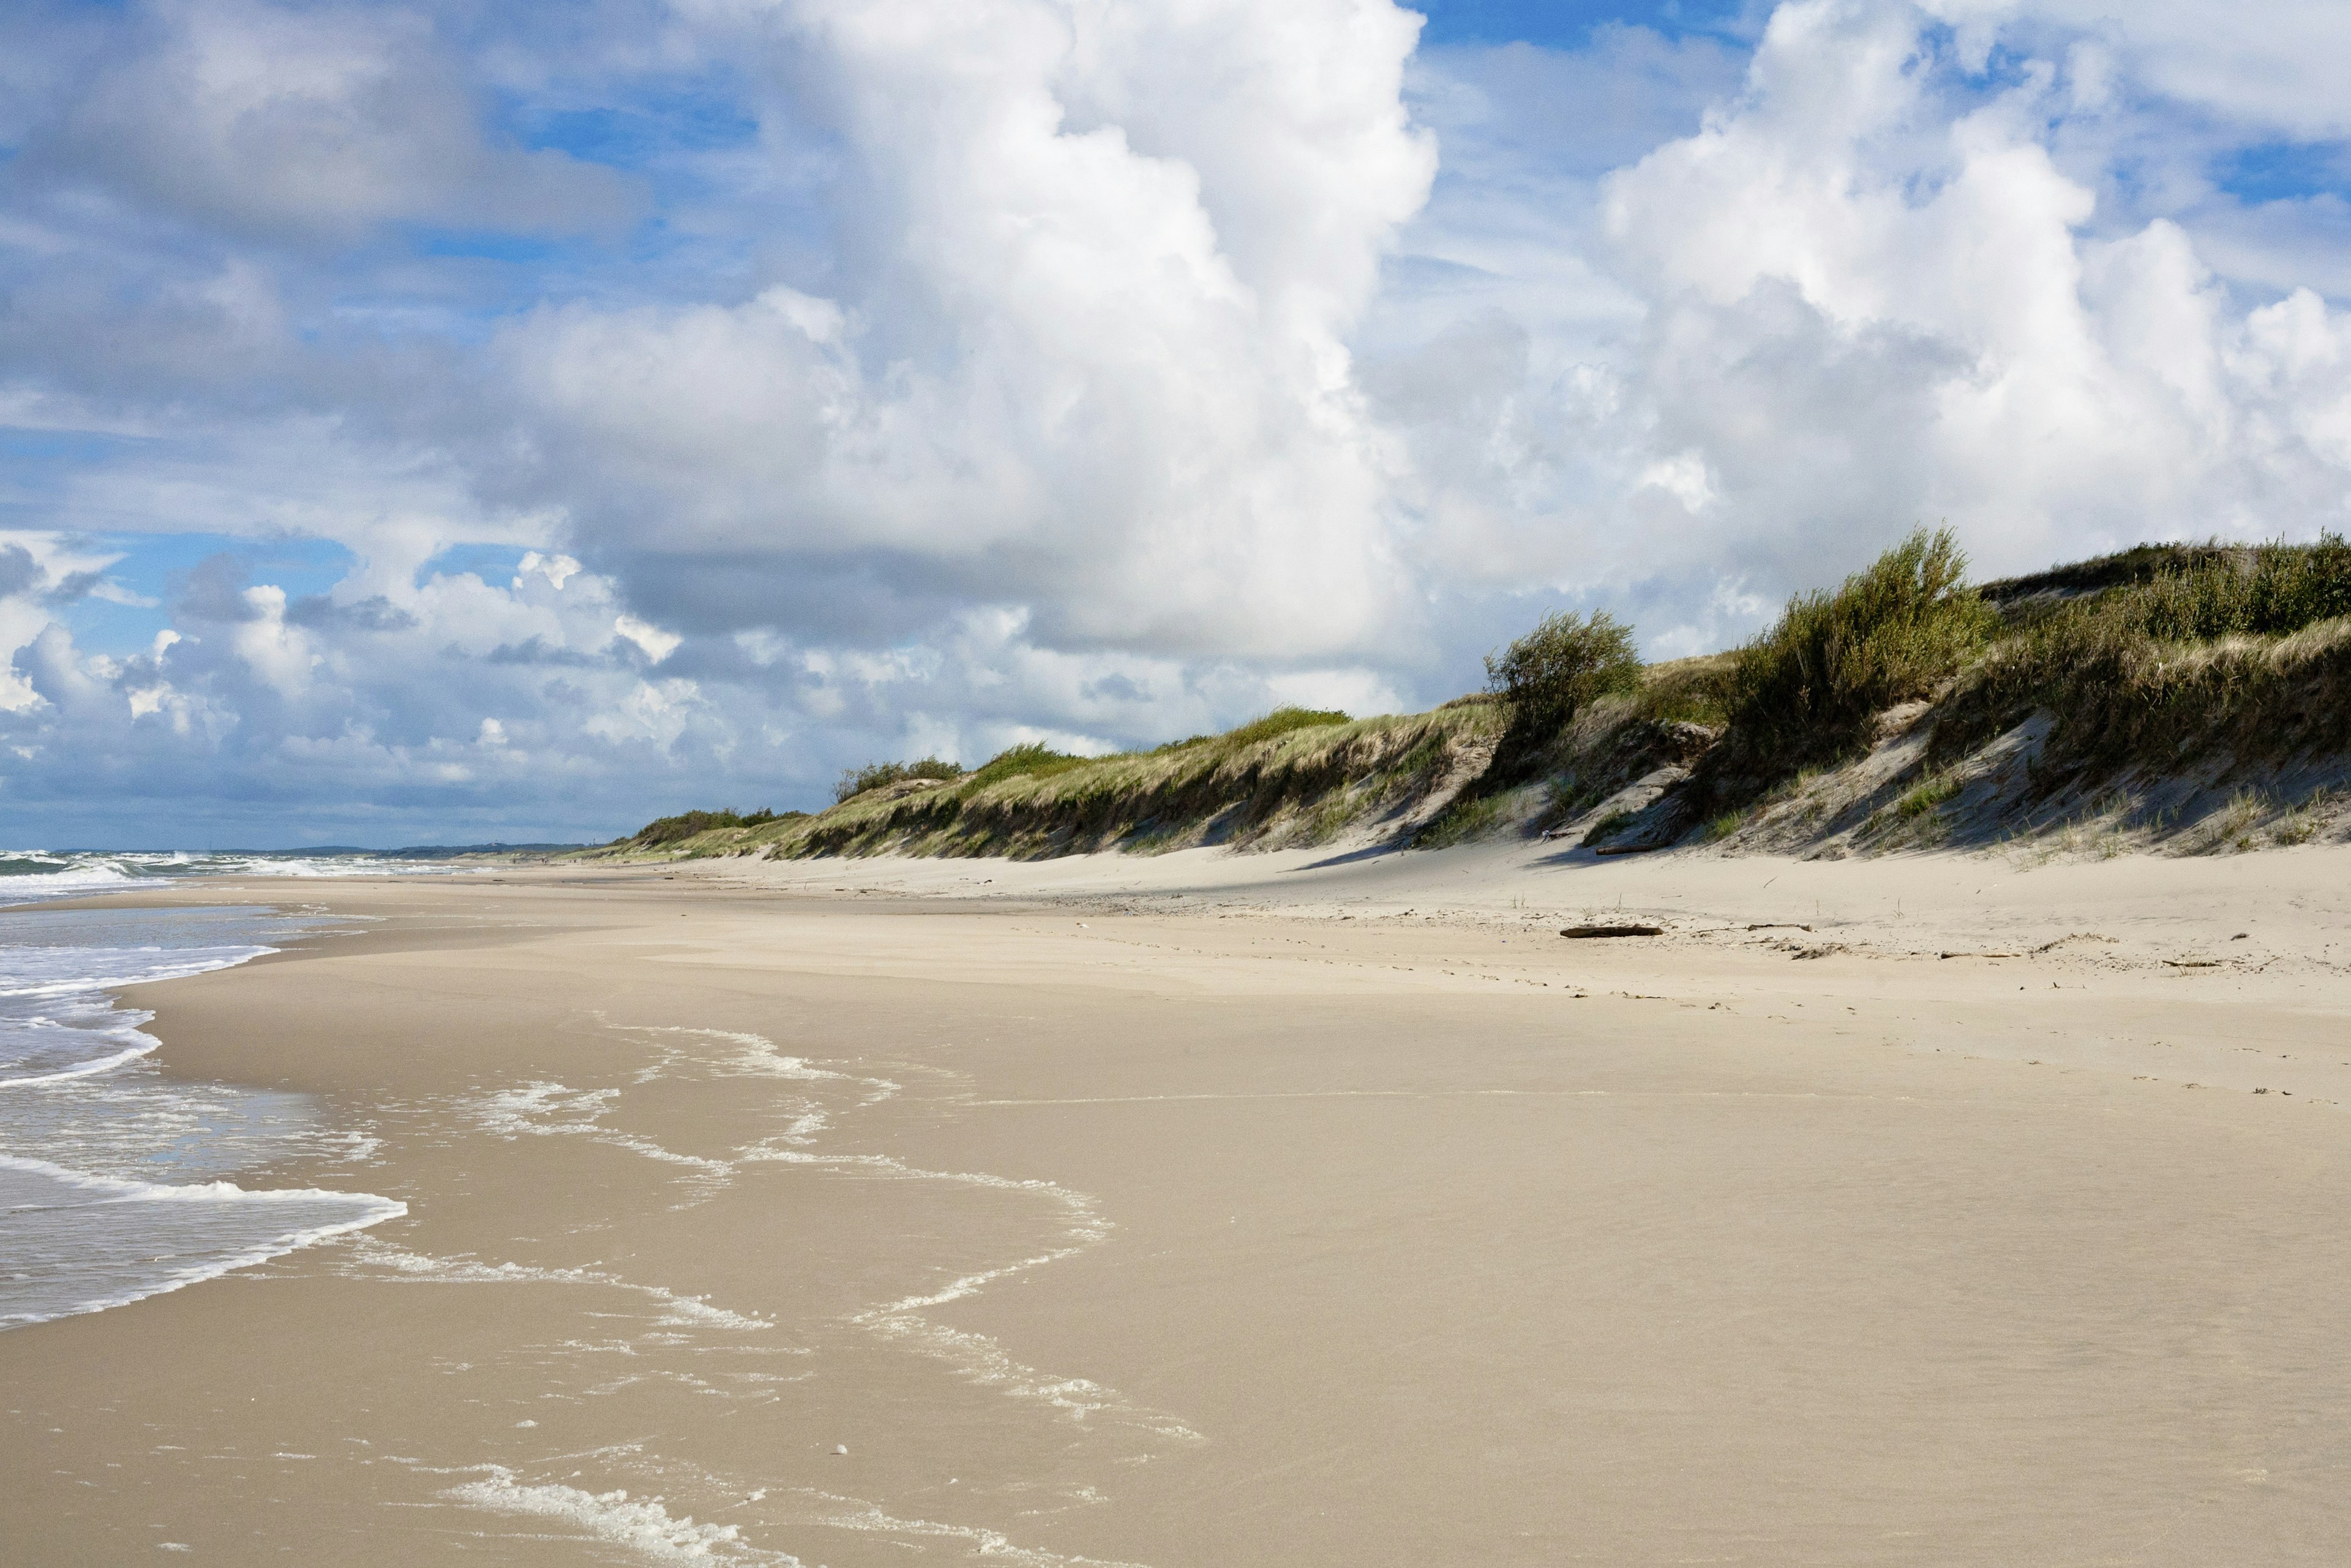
[35, 0, 633, 243]
[1931, 0, 2351, 141]
[476, 0, 1437, 659]
[4, 0, 2351, 842]
[1377, 0, 2351, 650]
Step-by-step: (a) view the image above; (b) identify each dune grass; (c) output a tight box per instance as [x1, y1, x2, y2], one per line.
[617, 533, 2351, 867]
[1155, 707, 1351, 755]
[625, 807, 797, 848]
[1630, 652, 1736, 727]
[1895, 772, 1959, 818]
[835, 756, 964, 804]
[1942, 539, 2351, 771]
[1725, 527, 1995, 778]
[960, 742, 1093, 791]
[626, 702, 1499, 862]
[1415, 791, 1511, 849]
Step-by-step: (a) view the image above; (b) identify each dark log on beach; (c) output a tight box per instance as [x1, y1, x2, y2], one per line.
[1559, 923, 1664, 939]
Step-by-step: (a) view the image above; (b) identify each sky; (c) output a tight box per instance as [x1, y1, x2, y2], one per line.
[2, 0, 2349, 847]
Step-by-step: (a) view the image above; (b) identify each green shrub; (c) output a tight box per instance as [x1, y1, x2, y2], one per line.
[2064, 536, 2351, 644]
[632, 808, 748, 846]
[834, 756, 964, 805]
[1728, 527, 1994, 773]
[1633, 653, 1735, 727]
[1486, 610, 1641, 738]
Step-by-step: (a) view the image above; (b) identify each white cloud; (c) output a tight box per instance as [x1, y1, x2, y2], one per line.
[613, 613, 682, 662]
[6, 0, 2351, 844]
[1933, 0, 2351, 141]
[43, 0, 632, 242]
[489, 0, 1437, 659]
[1377, 0, 2351, 615]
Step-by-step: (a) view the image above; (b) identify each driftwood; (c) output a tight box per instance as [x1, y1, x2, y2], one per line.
[1559, 924, 1664, 939]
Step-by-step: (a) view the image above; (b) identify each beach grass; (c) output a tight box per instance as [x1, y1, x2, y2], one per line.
[1725, 527, 1995, 778]
[615, 533, 2351, 866]
[634, 702, 1500, 861]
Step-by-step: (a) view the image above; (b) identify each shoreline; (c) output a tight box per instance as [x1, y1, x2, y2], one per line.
[7, 848, 2351, 1562]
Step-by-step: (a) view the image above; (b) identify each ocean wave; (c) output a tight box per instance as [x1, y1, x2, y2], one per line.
[0, 848, 479, 908]
[0, 855, 164, 902]
[0, 905, 397, 1331]
[0, 1152, 407, 1327]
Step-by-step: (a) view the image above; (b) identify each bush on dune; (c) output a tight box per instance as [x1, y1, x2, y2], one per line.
[1487, 610, 1641, 736]
[2083, 535, 2351, 643]
[630, 807, 794, 847]
[1727, 527, 1995, 775]
[1480, 609, 1642, 783]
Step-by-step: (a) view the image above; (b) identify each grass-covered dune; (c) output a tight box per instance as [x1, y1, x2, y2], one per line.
[603, 530, 2351, 866]
[616, 703, 1504, 863]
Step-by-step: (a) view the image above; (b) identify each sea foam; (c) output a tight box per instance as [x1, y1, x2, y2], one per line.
[0, 905, 405, 1329]
[443, 1469, 792, 1565]
[0, 1153, 405, 1326]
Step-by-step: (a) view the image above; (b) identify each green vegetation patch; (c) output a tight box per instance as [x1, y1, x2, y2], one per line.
[1414, 791, 1510, 849]
[961, 742, 1093, 792]
[1486, 612, 1640, 735]
[1895, 771, 1959, 819]
[1728, 527, 1995, 776]
[1583, 806, 1638, 845]
[1480, 610, 1641, 782]
[1942, 536, 2351, 771]
[1217, 706, 1351, 749]
[834, 756, 964, 804]
[1153, 706, 1351, 756]
[628, 807, 797, 847]
[1632, 653, 1736, 728]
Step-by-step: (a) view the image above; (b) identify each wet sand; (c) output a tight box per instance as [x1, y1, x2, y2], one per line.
[9, 844, 2351, 1564]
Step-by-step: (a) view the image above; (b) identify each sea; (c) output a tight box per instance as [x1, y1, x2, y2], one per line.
[0, 851, 464, 1329]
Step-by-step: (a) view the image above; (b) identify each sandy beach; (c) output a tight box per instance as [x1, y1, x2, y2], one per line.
[10, 840, 2351, 1564]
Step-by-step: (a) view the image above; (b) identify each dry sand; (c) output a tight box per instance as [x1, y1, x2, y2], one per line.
[9, 837, 2351, 1564]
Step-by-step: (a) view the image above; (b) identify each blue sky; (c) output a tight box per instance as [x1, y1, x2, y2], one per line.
[3, 0, 2350, 847]
[1417, 0, 1756, 47]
